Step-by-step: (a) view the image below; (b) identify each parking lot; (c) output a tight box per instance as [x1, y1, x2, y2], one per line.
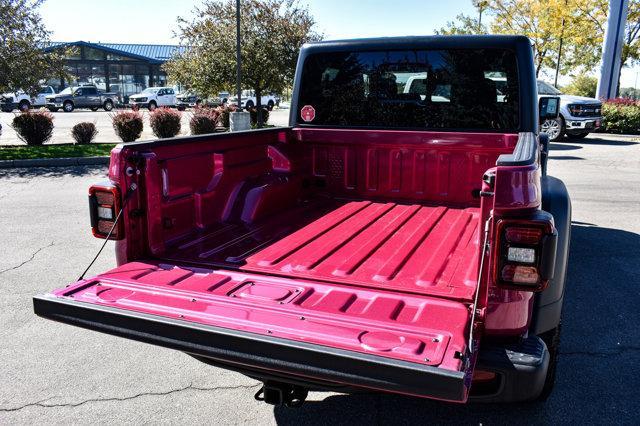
[0, 134, 638, 424]
[0, 108, 291, 145]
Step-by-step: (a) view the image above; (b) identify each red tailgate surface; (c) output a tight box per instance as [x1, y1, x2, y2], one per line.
[52, 261, 471, 371]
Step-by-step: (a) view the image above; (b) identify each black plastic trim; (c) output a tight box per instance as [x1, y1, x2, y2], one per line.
[33, 295, 468, 402]
[531, 175, 571, 334]
[471, 336, 549, 402]
[496, 132, 538, 166]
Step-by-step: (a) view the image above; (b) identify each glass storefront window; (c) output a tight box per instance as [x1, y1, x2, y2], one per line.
[107, 53, 128, 61]
[84, 47, 104, 61]
[92, 65, 106, 90]
[64, 46, 81, 60]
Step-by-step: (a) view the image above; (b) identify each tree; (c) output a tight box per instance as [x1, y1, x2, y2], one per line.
[0, 0, 66, 94]
[562, 74, 598, 97]
[164, 0, 321, 126]
[438, 0, 640, 90]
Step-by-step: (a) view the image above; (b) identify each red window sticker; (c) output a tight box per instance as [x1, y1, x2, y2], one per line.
[301, 105, 315, 122]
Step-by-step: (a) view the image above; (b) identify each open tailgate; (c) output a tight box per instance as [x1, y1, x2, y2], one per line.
[34, 261, 478, 402]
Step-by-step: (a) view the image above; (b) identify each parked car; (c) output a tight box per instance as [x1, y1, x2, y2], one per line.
[129, 87, 176, 110]
[46, 85, 118, 112]
[176, 92, 202, 111]
[34, 35, 570, 406]
[230, 89, 278, 110]
[537, 80, 602, 141]
[0, 86, 56, 112]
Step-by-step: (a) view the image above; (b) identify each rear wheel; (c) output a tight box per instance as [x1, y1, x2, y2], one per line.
[536, 322, 561, 401]
[63, 101, 74, 112]
[148, 101, 157, 111]
[245, 100, 254, 109]
[267, 100, 275, 111]
[103, 100, 114, 111]
[18, 100, 30, 112]
[541, 117, 564, 141]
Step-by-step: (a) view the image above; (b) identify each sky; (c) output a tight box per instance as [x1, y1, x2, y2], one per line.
[40, 0, 640, 88]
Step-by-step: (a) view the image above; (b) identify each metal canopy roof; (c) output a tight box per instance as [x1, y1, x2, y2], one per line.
[45, 41, 187, 64]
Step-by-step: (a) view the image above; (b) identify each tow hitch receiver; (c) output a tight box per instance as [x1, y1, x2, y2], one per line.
[255, 381, 309, 407]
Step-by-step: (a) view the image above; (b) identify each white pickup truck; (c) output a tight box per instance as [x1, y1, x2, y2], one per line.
[230, 90, 279, 110]
[0, 86, 56, 112]
[129, 87, 177, 110]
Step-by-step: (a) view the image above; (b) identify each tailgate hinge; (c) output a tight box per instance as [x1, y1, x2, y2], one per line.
[468, 218, 491, 355]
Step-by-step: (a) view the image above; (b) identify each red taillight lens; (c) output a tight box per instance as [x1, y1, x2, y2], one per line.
[89, 183, 124, 240]
[501, 265, 540, 284]
[505, 227, 542, 245]
[493, 216, 557, 292]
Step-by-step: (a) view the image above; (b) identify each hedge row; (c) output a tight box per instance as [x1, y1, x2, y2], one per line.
[600, 99, 640, 134]
[5, 105, 270, 146]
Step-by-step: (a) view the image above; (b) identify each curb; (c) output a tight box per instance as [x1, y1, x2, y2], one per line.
[0, 156, 109, 169]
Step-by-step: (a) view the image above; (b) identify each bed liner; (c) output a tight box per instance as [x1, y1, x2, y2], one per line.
[161, 200, 481, 301]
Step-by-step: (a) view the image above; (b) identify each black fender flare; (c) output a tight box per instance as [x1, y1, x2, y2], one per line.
[530, 175, 571, 334]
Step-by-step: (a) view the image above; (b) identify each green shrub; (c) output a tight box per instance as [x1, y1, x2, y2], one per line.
[189, 107, 221, 135]
[149, 107, 182, 138]
[11, 110, 54, 145]
[110, 110, 143, 142]
[248, 106, 270, 127]
[601, 100, 640, 134]
[71, 122, 98, 144]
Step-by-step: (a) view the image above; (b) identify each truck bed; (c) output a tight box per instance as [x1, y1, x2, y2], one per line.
[160, 199, 480, 301]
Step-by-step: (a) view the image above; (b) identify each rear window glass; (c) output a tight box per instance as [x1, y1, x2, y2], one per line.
[297, 49, 519, 130]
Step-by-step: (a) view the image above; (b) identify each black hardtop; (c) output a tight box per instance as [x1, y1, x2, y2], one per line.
[300, 34, 533, 52]
[290, 35, 538, 132]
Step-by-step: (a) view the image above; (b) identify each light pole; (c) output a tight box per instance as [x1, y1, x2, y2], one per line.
[473, 0, 488, 32]
[235, 0, 242, 111]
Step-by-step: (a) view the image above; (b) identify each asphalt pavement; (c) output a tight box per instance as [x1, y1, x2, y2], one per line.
[0, 133, 638, 425]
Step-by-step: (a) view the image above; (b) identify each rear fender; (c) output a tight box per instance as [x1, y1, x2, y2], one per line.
[530, 175, 571, 334]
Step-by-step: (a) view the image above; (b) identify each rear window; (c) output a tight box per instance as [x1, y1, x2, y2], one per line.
[297, 49, 519, 130]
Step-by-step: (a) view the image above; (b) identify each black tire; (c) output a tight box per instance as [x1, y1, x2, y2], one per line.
[541, 116, 565, 142]
[18, 100, 30, 112]
[90, 107, 99, 111]
[567, 132, 589, 139]
[47, 107, 59, 112]
[536, 322, 561, 401]
[148, 101, 157, 111]
[177, 105, 186, 111]
[245, 100, 254, 109]
[103, 100, 114, 111]
[63, 101, 74, 112]
[267, 100, 275, 111]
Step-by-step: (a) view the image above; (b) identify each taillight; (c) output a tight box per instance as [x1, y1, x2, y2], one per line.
[493, 215, 557, 292]
[89, 183, 124, 240]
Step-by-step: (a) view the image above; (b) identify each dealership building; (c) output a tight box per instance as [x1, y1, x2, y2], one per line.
[43, 41, 186, 100]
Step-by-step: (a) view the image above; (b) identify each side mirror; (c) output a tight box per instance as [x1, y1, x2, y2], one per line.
[539, 96, 560, 121]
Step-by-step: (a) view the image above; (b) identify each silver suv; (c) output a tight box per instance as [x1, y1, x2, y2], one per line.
[538, 80, 602, 141]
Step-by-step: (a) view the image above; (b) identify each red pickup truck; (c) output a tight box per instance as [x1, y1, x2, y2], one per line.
[34, 35, 570, 406]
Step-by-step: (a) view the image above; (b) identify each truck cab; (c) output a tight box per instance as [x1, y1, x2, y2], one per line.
[34, 35, 570, 406]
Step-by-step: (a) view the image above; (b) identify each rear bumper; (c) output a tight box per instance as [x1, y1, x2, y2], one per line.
[33, 294, 469, 402]
[471, 336, 549, 402]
